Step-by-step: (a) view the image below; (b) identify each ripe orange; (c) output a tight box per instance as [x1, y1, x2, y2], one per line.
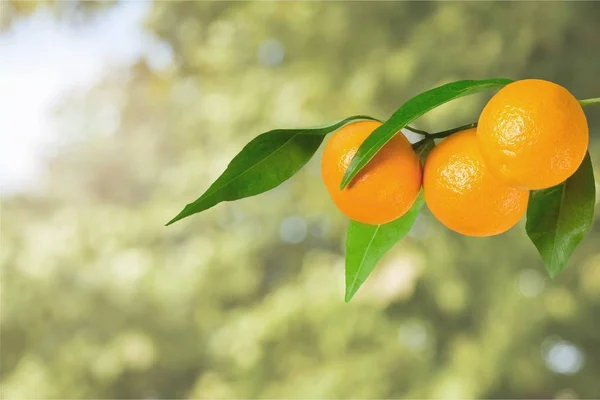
[477, 79, 589, 190]
[321, 120, 422, 225]
[423, 128, 529, 237]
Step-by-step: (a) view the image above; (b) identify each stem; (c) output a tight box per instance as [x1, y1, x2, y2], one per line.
[429, 122, 478, 139]
[405, 122, 477, 139]
[579, 97, 600, 107]
[408, 94, 597, 147]
[404, 125, 430, 136]
[408, 96, 597, 148]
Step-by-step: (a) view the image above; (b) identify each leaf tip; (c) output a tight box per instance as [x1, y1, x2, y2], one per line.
[165, 217, 178, 227]
[547, 267, 560, 281]
[344, 280, 360, 303]
[339, 174, 351, 190]
[344, 289, 355, 303]
[165, 208, 189, 227]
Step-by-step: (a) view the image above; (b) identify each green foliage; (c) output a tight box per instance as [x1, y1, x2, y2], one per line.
[345, 192, 424, 302]
[167, 116, 378, 225]
[339, 78, 513, 189]
[168, 75, 595, 294]
[526, 153, 596, 278]
[1, 0, 113, 31]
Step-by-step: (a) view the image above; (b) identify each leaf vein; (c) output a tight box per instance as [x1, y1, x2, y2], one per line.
[550, 182, 568, 270]
[201, 133, 300, 201]
[348, 225, 381, 294]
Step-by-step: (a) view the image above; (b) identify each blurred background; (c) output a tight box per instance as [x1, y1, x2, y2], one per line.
[2, 1, 600, 398]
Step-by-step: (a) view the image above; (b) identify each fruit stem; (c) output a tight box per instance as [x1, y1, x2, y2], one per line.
[428, 122, 478, 139]
[579, 97, 600, 107]
[404, 125, 430, 136]
[410, 97, 597, 146]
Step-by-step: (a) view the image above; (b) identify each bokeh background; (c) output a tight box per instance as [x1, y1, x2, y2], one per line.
[2, 2, 600, 399]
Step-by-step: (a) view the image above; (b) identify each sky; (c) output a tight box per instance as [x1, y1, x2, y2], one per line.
[0, 1, 167, 195]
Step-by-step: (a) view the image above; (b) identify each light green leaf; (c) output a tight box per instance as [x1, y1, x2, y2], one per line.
[526, 152, 596, 278]
[345, 192, 425, 302]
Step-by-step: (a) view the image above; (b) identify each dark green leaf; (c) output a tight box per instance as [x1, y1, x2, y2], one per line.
[340, 78, 513, 189]
[167, 115, 379, 226]
[345, 192, 425, 302]
[412, 137, 435, 165]
[526, 153, 596, 278]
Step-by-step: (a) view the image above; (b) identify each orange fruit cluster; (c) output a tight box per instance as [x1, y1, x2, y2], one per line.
[321, 79, 589, 237]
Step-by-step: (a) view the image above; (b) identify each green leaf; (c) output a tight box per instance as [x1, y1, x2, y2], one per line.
[526, 153, 596, 278]
[167, 115, 379, 225]
[340, 78, 513, 189]
[412, 137, 435, 165]
[345, 191, 425, 302]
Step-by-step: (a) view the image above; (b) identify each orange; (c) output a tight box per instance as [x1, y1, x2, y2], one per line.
[321, 120, 422, 225]
[423, 128, 529, 237]
[477, 79, 589, 190]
